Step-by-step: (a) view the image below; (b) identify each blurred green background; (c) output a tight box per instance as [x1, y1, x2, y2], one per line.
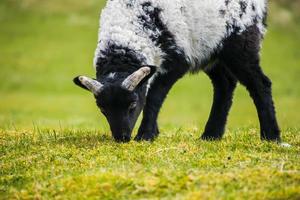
[0, 0, 299, 133]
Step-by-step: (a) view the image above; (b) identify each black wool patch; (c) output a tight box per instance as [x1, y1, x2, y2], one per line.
[251, 3, 256, 11]
[239, 1, 248, 18]
[219, 9, 226, 17]
[138, 2, 189, 72]
[95, 43, 145, 77]
[225, 0, 231, 6]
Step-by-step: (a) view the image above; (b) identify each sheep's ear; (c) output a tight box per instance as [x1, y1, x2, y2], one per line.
[73, 76, 104, 95]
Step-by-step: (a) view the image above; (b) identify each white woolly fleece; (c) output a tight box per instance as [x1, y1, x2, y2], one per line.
[94, 0, 267, 70]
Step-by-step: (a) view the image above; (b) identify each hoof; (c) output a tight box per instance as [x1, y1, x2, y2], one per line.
[201, 134, 222, 141]
[280, 142, 292, 148]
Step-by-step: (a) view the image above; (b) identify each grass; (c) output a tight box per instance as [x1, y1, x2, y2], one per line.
[0, 0, 300, 199]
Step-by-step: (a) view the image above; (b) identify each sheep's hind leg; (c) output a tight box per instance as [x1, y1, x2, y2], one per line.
[221, 25, 281, 141]
[201, 62, 237, 140]
[228, 63, 280, 141]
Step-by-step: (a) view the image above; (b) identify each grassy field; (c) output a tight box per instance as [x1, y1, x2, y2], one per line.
[0, 0, 300, 199]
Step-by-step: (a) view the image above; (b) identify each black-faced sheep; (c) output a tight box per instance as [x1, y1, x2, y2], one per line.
[74, 0, 281, 143]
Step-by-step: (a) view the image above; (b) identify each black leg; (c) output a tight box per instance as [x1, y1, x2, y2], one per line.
[201, 62, 237, 140]
[230, 64, 280, 141]
[135, 70, 186, 141]
[220, 25, 281, 141]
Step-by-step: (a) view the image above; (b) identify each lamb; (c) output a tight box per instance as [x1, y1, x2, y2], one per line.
[74, 0, 281, 143]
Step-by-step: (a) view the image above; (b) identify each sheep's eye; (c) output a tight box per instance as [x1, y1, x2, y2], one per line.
[129, 102, 137, 110]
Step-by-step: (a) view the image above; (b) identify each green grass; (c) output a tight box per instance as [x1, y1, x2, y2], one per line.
[0, 0, 300, 199]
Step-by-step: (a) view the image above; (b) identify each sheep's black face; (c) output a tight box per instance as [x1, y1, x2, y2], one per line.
[74, 66, 154, 142]
[95, 85, 146, 142]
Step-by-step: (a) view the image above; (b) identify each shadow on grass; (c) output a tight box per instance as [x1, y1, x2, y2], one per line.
[53, 132, 113, 148]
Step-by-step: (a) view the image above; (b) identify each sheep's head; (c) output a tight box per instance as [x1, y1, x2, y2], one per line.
[73, 67, 154, 142]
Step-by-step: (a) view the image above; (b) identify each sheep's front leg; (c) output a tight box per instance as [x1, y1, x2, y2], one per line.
[135, 70, 185, 141]
[201, 62, 237, 140]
